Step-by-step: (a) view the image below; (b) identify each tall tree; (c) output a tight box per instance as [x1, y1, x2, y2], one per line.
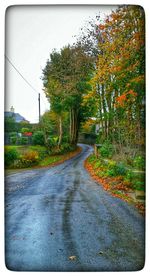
[42, 44, 93, 145]
[87, 5, 145, 150]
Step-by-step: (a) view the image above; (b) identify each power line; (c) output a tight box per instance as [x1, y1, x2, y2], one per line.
[5, 54, 38, 95]
[5, 54, 49, 120]
[5, 54, 48, 108]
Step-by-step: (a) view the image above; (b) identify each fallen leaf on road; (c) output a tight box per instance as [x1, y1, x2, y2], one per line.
[98, 251, 104, 255]
[68, 255, 76, 261]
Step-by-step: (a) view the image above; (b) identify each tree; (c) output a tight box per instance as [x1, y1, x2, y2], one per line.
[42, 44, 93, 145]
[5, 117, 18, 133]
[86, 5, 145, 152]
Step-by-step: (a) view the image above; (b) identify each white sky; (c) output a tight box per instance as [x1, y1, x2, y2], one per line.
[5, 5, 117, 123]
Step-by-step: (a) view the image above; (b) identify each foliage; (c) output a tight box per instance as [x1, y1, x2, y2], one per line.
[5, 147, 19, 167]
[42, 44, 93, 145]
[21, 127, 30, 134]
[9, 132, 18, 137]
[32, 131, 45, 145]
[60, 143, 76, 154]
[19, 137, 28, 145]
[39, 155, 62, 167]
[83, 5, 145, 153]
[85, 154, 145, 214]
[10, 136, 17, 145]
[124, 171, 134, 182]
[133, 180, 145, 191]
[5, 117, 18, 133]
[99, 142, 115, 158]
[5, 117, 32, 134]
[115, 162, 127, 176]
[132, 172, 145, 191]
[19, 151, 39, 167]
[47, 136, 59, 147]
[133, 155, 145, 170]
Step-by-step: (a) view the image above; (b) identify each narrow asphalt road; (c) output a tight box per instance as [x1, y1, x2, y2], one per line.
[5, 144, 145, 271]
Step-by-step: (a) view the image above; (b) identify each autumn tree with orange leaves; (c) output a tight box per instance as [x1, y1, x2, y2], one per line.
[87, 5, 145, 152]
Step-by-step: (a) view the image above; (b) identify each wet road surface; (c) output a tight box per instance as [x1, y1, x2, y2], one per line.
[5, 144, 145, 271]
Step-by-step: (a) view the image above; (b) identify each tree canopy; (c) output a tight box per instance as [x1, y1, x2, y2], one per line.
[42, 5, 145, 153]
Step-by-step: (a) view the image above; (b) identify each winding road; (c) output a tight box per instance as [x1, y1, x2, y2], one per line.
[5, 144, 145, 271]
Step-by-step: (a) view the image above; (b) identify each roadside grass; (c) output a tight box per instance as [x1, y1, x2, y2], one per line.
[5, 145, 82, 173]
[84, 154, 145, 215]
[39, 155, 62, 166]
[35, 146, 82, 168]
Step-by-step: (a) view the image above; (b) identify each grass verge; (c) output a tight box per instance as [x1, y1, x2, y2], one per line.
[84, 154, 145, 216]
[5, 146, 82, 174]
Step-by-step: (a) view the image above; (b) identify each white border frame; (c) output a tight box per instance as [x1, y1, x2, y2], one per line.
[0, 1, 149, 275]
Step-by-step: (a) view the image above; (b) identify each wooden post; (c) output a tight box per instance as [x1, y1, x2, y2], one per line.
[94, 144, 98, 157]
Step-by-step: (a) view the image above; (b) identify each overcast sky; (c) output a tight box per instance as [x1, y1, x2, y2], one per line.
[5, 5, 117, 123]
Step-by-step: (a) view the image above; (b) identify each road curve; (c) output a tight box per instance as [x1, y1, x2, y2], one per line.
[5, 144, 145, 271]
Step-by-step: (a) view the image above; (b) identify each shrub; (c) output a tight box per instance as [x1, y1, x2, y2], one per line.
[124, 171, 134, 182]
[133, 180, 145, 191]
[9, 132, 18, 145]
[99, 142, 115, 158]
[62, 136, 69, 143]
[9, 132, 17, 137]
[19, 137, 28, 145]
[88, 154, 97, 163]
[115, 162, 127, 176]
[106, 169, 117, 177]
[47, 136, 59, 147]
[10, 136, 17, 145]
[94, 160, 102, 169]
[30, 146, 48, 160]
[5, 147, 19, 167]
[21, 127, 30, 134]
[32, 131, 45, 145]
[19, 151, 39, 167]
[106, 161, 127, 177]
[60, 143, 75, 153]
[133, 155, 145, 170]
[107, 160, 117, 169]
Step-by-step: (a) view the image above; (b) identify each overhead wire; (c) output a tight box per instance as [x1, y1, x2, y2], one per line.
[5, 54, 48, 110]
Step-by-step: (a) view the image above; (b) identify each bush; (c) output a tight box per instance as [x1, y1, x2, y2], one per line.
[19, 137, 28, 145]
[47, 136, 59, 147]
[88, 154, 97, 163]
[133, 155, 145, 170]
[60, 143, 75, 153]
[115, 162, 127, 176]
[9, 132, 17, 137]
[99, 142, 115, 158]
[29, 146, 48, 160]
[9, 132, 18, 145]
[124, 171, 134, 182]
[19, 151, 39, 167]
[133, 180, 145, 191]
[62, 136, 69, 143]
[94, 160, 102, 169]
[5, 147, 19, 167]
[32, 131, 45, 145]
[21, 127, 30, 134]
[10, 136, 17, 145]
[106, 161, 127, 177]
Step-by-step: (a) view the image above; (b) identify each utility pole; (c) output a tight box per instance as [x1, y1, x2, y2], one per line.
[38, 93, 41, 122]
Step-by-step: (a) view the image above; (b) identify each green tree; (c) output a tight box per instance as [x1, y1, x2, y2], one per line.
[42, 44, 93, 145]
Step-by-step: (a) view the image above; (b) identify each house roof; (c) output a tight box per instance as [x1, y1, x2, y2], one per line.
[4, 111, 29, 123]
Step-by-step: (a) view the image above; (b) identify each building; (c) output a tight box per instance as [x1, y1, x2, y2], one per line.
[4, 106, 29, 123]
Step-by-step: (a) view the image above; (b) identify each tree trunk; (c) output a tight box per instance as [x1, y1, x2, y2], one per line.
[58, 115, 63, 147]
[69, 107, 79, 145]
[101, 84, 108, 139]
